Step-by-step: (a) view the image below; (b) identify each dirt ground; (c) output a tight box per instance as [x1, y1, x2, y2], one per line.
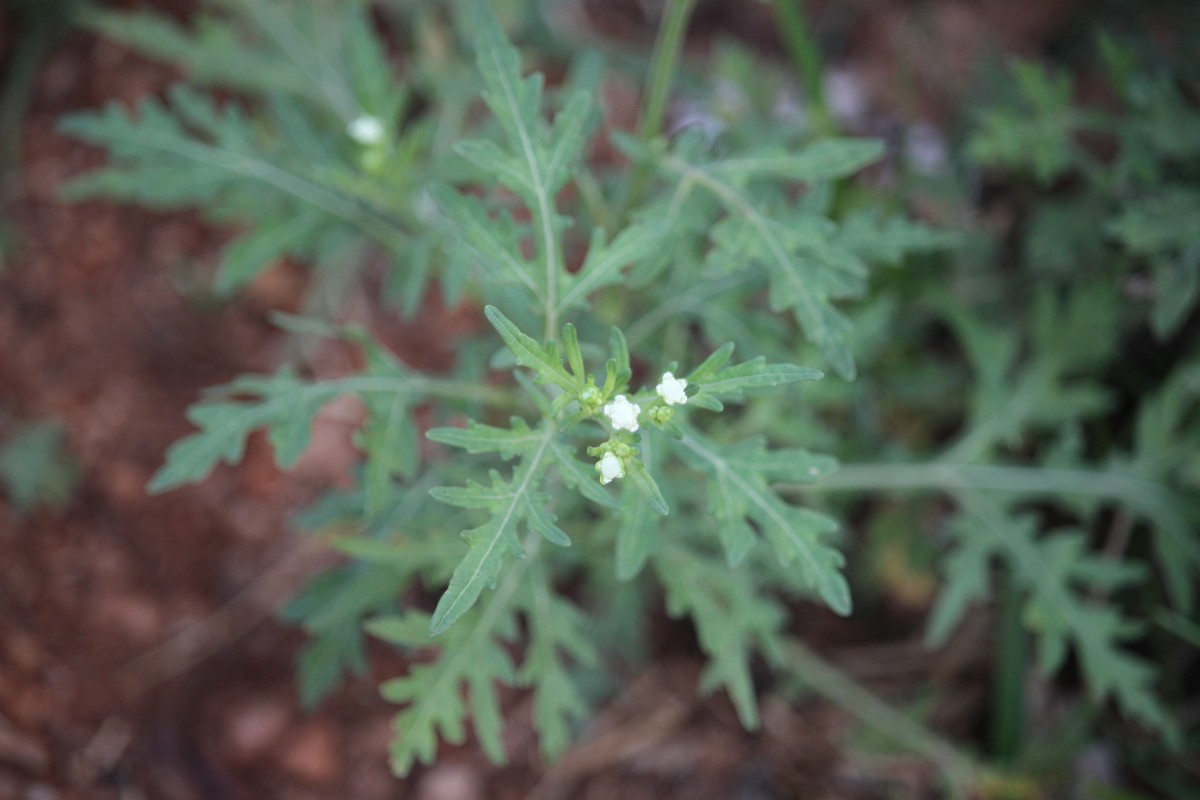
[0, 2, 1092, 798]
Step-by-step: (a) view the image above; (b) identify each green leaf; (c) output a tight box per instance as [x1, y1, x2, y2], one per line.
[678, 430, 850, 615]
[149, 366, 422, 494]
[431, 186, 543, 305]
[946, 496, 1182, 746]
[427, 417, 541, 459]
[456, 4, 597, 316]
[517, 560, 598, 757]
[689, 347, 822, 410]
[556, 220, 669, 313]
[967, 61, 1083, 184]
[370, 608, 519, 774]
[708, 138, 883, 183]
[429, 427, 555, 635]
[485, 305, 578, 392]
[59, 85, 410, 263]
[651, 154, 861, 378]
[216, 207, 322, 293]
[627, 461, 669, 516]
[561, 323, 585, 380]
[615, 481, 659, 580]
[656, 544, 787, 729]
[522, 494, 572, 547]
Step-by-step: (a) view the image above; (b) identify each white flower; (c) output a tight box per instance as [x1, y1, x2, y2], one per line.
[347, 114, 385, 145]
[602, 394, 641, 432]
[597, 452, 625, 485]
[655, 371, 688, 406]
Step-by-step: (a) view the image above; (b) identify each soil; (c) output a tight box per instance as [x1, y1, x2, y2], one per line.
[0, 2, 1091, 799]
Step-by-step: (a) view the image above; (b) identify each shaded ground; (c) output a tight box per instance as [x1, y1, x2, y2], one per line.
[0, 2, 1092, 798]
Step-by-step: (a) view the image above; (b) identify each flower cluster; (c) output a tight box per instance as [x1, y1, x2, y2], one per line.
[592, 373, 689, 485]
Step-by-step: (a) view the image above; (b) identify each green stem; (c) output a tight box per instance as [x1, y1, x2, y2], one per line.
[783, 639, 984, 795]
[787, 458, 1196, 582]
[991, 574, 1025, 764]
[767, 0, 833, 133]
[792, 462, 1177, 516]
[618, 0, 697, 224]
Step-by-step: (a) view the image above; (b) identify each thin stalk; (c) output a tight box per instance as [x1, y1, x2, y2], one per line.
[790, 462, 1176, 514]
[990, 574, 1025, 764]
[783, 639, 985, 795]
[767, 0, 833, 133]
[618, 0, 697, 224]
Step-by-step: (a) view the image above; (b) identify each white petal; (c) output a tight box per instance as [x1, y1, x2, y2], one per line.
[598, 452, 624, 484]
[603, 395, 641, 432]
[656, 372, 688, 406]
[348, 115, 384, 145]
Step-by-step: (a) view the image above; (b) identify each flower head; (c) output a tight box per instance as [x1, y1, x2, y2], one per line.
[603, 394, 641, 432]
[596, 451, 625, 485]
[655, 372, 688, 406]
[347, 114, 385, 145]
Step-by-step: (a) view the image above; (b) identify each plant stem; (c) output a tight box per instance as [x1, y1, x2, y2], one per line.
[783, 639, 984, 795]
[618, 0, 697, 224]
[991, 573, 1025, 764]
[782, 459, 1193, 562]
[790, 461, 1179, 518]
[767, 0, 833, 134]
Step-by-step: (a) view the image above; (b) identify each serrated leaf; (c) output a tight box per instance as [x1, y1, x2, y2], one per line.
[430, 472, 516, 509]
[485, 305, 578, 392]
[373, 608, 520, 774]
[149, 370, 423, 494]
[59, 85, 410, 261]
[654, 154, 866, 378]
[522, 493, 571, 547]
[431, 185, 543, 304]
[517, 560, 598, 757]
[627, 461, 669, 516]
[427, 417, 540, 459]
[708, 137, 883, 183]
[690, 351, 822, 408]
[429, 427, 555, 635]
[556, 220, 669, 312]
[656, 545, 787, 729]
[678, 430, 850, 615]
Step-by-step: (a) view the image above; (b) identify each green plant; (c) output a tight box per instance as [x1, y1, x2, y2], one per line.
[63, 0, 1200, 794]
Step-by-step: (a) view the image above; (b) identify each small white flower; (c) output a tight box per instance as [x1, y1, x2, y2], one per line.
[347, 114, 385, 145]
[655, 371, 688, 406]
[597, 452, 625, 485]
[602, 394, 641, 432]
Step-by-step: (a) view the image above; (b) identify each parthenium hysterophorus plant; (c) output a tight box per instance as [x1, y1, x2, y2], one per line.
[54, 0, 1190, 782]
[65, 0, 1193, 783]
[129, 3, 910, 771]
